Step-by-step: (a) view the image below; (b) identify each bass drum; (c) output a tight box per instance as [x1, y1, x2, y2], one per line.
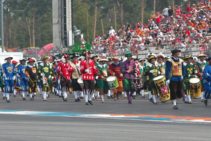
[153, 75, 170, 102]
[106, 76, 119, 89]
[189, 77, 201, 99]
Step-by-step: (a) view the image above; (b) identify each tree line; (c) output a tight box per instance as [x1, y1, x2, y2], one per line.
[3, 0, 198, 49]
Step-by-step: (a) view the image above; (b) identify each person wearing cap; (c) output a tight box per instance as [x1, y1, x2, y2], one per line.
[17, 59, 28, 100]
[121, 51, 136, 104]
[38, 56, 53, 101]
[96, 58, 109, 103]
[80, 51, 98, 105]
[165, 49, 185, 110]
[183, 55, 198, 104]
[109, 56, 124, 100]
[144, 54, 161, 104]
[52, 58, 62, 97]
[196, 54, 207, 101]
[12, 60, 19, 97]
[133, 58, 142, 98]
[25, 58, 37, 100]
[69, 54, 82, 102]
[2, 57, 15, 102]
[157, 54, 166, 75]
[139, 58, 146, 97]
[57, 54, 74, 101]
[202, 57, 211, 107]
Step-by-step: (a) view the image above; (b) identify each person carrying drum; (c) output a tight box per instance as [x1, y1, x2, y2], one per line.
[2, 57, 16, 103]
[144, 54, 161, 104]
[202, 57, 211, 107]
[166, 49, 185, 110]
[80, 51, 98, 105]
[25, 58, 38, 101]
[109, 57, 124, 100]
[183, 55, 198, 104]
[69, 54, 82, 102]
[96, 58, 109, 103]
[121, 51, 136, 104]
[196, 54, 207, 101]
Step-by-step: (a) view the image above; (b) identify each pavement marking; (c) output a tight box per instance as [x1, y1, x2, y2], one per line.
[0, 110, 211, 124]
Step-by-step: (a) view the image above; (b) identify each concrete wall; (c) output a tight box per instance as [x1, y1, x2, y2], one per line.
[52, 0, 63, 48]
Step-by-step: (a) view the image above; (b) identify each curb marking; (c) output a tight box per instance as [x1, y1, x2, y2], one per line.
[0, 110, 211, 124]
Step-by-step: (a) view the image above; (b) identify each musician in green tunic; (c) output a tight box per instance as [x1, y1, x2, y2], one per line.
[38, 56, 53, 101]
[183, 55, 198, 104]
[144, 54, 161, 104]
[96, 58, 109, 103]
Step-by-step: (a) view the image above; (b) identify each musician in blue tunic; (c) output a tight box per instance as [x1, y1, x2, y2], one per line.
[165, 49, 185, 110]
[2, 57, 15, 103]
[202, 57, 211, 107]
[17, 59, 28, 100]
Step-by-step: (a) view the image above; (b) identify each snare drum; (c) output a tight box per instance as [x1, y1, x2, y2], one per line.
[77, 77, 84, 89]
[106, 76, 119, 89]
[189, 77, 201, 99]
[153, 75, 170, 102]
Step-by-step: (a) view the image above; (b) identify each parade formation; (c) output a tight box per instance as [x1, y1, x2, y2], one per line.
[0, 49, 211, 110]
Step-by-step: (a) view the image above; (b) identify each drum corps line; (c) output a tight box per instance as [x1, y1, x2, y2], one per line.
[0, 49, 211, 110]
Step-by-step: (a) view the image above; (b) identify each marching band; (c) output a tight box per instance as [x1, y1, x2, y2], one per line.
[0, 50, 210, 109]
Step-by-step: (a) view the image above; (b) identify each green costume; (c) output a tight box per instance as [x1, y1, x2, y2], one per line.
[96, 63, 109, 91]
[144, 63, 161, 95]
[38, 63, 53, 92]
[183, 63, 197, 92]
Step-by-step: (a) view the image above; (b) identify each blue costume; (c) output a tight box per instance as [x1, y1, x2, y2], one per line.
[165, 49, 185, 110]
[202, 64, 211, 100]
[165, 57, 185, 100]
[2, 62, 15, 102]
[17, 64, 28, 93]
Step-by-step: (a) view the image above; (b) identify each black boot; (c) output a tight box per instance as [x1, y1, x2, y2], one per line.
[204, 100, 208, 107]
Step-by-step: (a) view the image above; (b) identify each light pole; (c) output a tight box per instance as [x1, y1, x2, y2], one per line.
[1, 0, 4, 52]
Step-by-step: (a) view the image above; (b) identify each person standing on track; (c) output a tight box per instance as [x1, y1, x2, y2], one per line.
[165, 49, 185, 110]
[80, 51, 98, 105]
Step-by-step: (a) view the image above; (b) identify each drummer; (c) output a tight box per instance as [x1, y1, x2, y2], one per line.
[109, 56, 123, 100]
[183, 55, 198, 104]
[145, 54, 161, 104]
[165, 49, 185, 110]
[96, 57, 109, 103]
[69, 54, 82, 102]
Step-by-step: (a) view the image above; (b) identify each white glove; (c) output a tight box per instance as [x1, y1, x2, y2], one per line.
[95, 76, 99, 79]
[13, 76, 16, 80]
[166, 80, 170, 86]
[85, 69, 89, 73]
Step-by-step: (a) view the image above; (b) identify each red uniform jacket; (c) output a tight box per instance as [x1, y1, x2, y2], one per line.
[80, 59, 97, 80]
[57, 61, 74, 80]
